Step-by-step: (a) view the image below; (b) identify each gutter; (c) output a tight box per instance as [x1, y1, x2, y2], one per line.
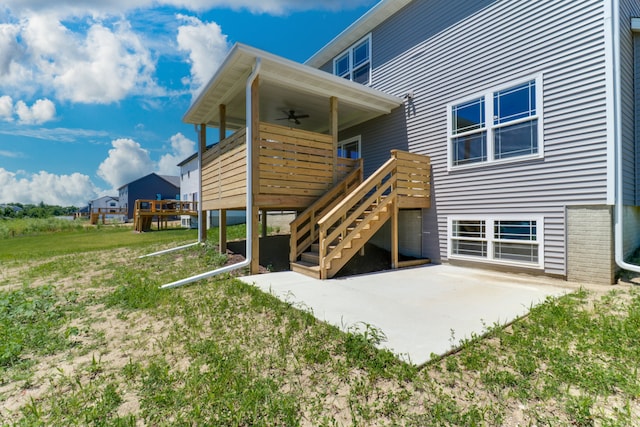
[613, 0, 640, 273]
[160, 57, 262, 289]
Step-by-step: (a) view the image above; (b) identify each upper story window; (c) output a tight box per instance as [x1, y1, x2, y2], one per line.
[448, 75, 542, 169]
[334, 35, 371, 85]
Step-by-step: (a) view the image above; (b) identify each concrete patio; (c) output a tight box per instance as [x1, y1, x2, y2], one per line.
[239, 264, 570, 365]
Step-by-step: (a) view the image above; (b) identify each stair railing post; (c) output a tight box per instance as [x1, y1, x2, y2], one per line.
[319, 226, 327, 280]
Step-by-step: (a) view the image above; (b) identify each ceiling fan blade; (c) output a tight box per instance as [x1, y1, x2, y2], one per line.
[295, 114, 310, 119]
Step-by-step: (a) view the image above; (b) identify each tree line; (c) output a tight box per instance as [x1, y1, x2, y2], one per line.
[1, 202, 79, 219]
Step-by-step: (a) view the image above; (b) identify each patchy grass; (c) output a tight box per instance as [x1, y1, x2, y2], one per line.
[0, 226, 198, 261]
[1, 227, 639, 426]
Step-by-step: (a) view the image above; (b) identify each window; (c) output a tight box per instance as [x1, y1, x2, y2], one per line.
[338, 136, 361, 159]
[334, 35, 371, 85]
[449, 217, 542, 268]
[448, 76, 542, 169]
[451, 220, 487, 257]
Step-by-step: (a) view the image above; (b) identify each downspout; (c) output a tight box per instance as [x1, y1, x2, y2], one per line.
[196, 123, 204, 244]
[138, 124, 205, 258]
[613, 0, 640, 273]
[160, 57, 262, 289]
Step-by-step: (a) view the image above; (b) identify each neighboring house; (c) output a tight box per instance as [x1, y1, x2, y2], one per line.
[118, 173, 180, 220]
[178, 151, 200, 228]
[88, 196, 124, 222]
[180, 0, 640, 284]
[88, 196, 119, 213]
[178, 149, 247, 229]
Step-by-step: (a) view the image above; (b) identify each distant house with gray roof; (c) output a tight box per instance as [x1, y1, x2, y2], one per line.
[118, 173, 180, 220]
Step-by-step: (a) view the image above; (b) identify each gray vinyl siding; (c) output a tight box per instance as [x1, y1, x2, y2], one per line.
[636, 33, 640, 204]
[336, 0, 611, 277]
[620, 0, 640, 205]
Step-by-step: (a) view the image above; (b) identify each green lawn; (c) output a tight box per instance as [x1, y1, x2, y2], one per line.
[1, 222, 639, 426]
[0, 227, 198, 261]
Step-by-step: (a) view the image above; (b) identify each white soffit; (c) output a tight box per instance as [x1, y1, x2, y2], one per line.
[183, 43, 403, 127]
[305, 0, 413, 68]
[632, 18, 640, 32]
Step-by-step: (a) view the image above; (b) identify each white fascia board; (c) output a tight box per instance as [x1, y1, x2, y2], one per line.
[305, 0, 413, 68]
[184, 43, 402, 125]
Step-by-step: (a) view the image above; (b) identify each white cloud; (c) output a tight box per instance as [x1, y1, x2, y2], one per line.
[2, 14, 160, 104]
[0, 23, 22, 77]
[0, 168, 99, 206]
[3, 0, 374, 16]
[0, 150, 22, 158]
[0, 96, 56, 124]
[0, 96, 13, 121]
[14, 98, 56, 125]
[177, 16, 229, 93]
[0, 126, 109, 143]
[157, 133, 196, 176]
[97, 138, 154, 190]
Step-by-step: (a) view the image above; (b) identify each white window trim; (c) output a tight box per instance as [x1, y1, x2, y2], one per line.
[333, 34, 372, 85]
[446, 74, 544, 172]
[338, 135, 362, 158]
[447, 215, 545, 270]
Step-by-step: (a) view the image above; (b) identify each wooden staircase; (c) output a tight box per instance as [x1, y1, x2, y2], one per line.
[290, 150, 431, 279]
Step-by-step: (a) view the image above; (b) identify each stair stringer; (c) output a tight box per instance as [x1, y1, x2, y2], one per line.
[323, 197, 395, 279]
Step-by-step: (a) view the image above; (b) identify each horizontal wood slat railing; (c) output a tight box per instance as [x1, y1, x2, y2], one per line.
[201, 128, 247, 210]
[200, 122, 361, 210]
[289, 160, 363, 263]
[258, 123, 337, 199]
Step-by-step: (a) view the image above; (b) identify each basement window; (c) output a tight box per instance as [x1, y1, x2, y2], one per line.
[449, 217, 543, 268]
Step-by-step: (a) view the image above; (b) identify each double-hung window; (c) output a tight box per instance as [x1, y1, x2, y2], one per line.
[449, 217, 543, 268]
[334, 35, 371, 85]
[449, 75, 542, 169]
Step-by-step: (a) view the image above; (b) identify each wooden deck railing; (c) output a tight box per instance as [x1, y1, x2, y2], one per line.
[200, 122, 361, 210]
[289, 159, 363, 263]
[133, 199, 198, 232]
[89, 207, 127, 224]
[201, 129, 247, 210]
[315, 150, 430, 279]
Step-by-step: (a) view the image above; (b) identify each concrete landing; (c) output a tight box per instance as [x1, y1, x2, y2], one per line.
[239, 264, 569, 365]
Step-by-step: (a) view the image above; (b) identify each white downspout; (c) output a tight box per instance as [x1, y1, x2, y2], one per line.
[138, 124, 205, 259]
[613, 0, 640, 273]
[160, 57, 262, 289]
[196, 123, 204, 244]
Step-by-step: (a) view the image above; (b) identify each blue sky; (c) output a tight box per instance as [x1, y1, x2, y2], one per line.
[0, 0, 378, 206]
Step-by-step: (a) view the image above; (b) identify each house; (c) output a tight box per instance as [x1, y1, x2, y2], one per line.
[118, 173, 180, 220]
[88, 196, 120, 214]
[181, 0, 640, 285]
[88, 195, 125, 223]
[177, 147, 247, 229]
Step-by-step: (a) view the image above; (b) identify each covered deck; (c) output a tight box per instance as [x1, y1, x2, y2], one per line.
[183, 43, 428, 277]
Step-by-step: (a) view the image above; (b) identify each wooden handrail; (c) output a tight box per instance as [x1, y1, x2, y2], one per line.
[317, 155, 398, 278]
[290, 159, 363, 262]
[316, 157, 395, 230]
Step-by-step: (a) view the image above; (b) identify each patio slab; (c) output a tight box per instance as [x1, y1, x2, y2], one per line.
[239, 264, 570, 365]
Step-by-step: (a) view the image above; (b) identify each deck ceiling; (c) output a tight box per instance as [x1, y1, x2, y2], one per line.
[183, 43, 403, 133]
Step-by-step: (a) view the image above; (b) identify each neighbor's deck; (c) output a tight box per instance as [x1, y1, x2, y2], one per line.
[133, 200, 198, 232]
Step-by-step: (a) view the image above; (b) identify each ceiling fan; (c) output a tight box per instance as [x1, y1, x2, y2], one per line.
[276, 110, 309, 125]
